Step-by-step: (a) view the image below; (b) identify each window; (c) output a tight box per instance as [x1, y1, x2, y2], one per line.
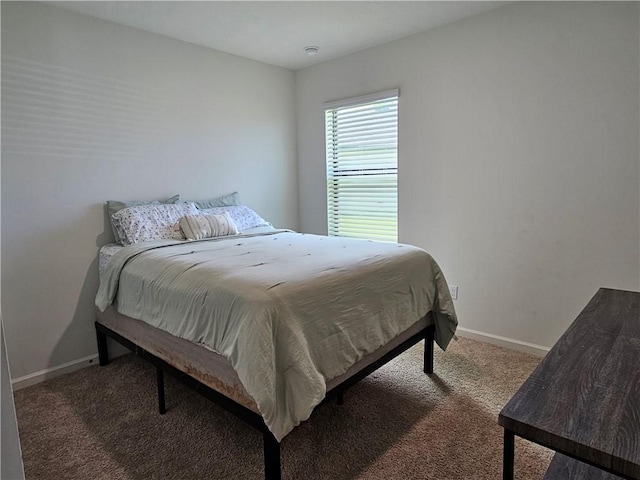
[325, 89, 398, 242]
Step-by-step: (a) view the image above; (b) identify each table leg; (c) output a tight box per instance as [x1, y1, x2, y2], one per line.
[503, 429, 515, 480]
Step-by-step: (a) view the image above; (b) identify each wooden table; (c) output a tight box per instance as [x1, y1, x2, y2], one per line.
[499, 288, 640, 480]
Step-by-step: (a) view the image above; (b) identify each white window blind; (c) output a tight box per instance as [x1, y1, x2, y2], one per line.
[325, 90, 398, 242]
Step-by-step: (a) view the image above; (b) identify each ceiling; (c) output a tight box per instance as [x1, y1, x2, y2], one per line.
[48, 1, 506, 70]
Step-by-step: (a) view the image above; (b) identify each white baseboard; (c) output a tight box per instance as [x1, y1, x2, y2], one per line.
[455, 327, 550, 357]
[10, 327, 549, 389]
[11, 354, 99, 390]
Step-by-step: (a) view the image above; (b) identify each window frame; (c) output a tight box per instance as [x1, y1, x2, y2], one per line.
[323, 89, 399, 242]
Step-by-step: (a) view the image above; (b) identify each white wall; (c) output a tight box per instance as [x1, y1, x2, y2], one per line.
[1, 2, 298, 380]
[296, 2, 640, 348]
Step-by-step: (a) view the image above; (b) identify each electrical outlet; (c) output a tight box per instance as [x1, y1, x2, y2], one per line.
[449, 284, 458, 300]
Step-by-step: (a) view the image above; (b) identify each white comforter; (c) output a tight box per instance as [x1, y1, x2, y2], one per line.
[96, 231, 457, 441]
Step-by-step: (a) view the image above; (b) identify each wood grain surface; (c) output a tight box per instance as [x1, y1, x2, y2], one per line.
[499, 288, 640, 479]
[543, 453, 625, 479]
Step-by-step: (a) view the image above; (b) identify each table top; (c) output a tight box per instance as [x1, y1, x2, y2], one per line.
[499, 288, 640, 479]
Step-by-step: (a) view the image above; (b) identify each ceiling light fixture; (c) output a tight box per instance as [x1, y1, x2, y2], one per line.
[304, 46, 319, 56]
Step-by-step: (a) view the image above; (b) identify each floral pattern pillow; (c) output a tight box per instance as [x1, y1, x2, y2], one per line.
[112, 202, 198, 245]
[198, 205, 271, 231]
[107, 195, 180, 244]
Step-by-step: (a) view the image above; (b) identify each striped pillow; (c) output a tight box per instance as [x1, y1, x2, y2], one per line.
[198, 205, 271, 231]
[179, 212, 239, 241]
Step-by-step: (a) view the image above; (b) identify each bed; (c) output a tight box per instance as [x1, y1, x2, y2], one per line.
[94, 198, 458, 479]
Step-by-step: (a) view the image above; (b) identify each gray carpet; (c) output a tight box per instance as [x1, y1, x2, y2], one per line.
[14, 337, 552, 479]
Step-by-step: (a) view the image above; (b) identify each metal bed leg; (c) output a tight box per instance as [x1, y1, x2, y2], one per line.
[503, 429, 515, 480]
[156, 367, 166, 415]
[96, 326, 110, 366]
[424, 326, 434, 374]
[263, 432, 281, 480]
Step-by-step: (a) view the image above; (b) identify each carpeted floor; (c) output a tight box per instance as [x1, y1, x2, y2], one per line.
[13, 337, 552, 479]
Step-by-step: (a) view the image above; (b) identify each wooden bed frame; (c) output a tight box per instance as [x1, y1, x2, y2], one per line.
[95, 308, 436, 480]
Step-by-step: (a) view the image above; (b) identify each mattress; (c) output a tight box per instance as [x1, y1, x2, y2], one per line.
[99, 243, 123, 277]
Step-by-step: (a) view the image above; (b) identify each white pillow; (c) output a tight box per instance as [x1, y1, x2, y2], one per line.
[112, 202, 198, 245]
[179, 212, 239, 241]
[199, 205, 271, 231]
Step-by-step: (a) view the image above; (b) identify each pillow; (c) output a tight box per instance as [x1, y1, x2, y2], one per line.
[179, 212, 239, 241]
[111, 202, 198, 245]
[192, 191, 241, 210]
[107, 195, 180, 244]
[199, 205, 271, 231]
